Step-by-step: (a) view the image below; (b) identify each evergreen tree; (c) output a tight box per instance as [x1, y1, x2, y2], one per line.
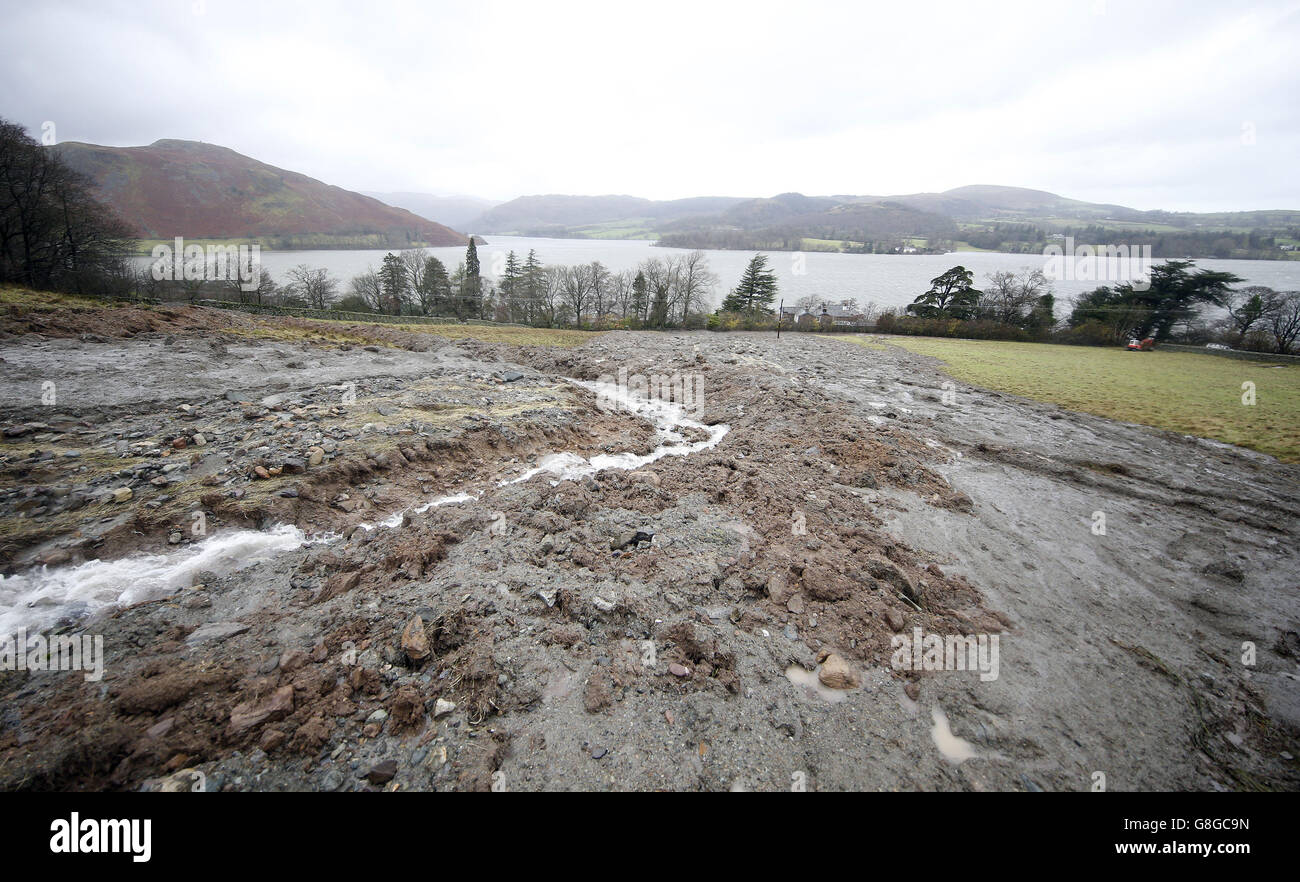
[462, 238, 482, 317]
[630, 270, 648, 326]
[379, 252, 409, 314]
[723, 253, 779, 314]
[521, 249, 545, 324]
[420, 255, 451, 314]
[906, 266, 980, 319]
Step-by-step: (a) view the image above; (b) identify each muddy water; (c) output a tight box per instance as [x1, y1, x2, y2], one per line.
[0, 379, 729, 635]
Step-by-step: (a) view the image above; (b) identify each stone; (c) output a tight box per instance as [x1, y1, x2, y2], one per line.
[253, 465, 270, 480]
[229, 685, 294, 734]
[433, 698, 456, 718]
[111, 487, 132, 503]
[668, 662, 690, 678]
[883, 608, 906, 632]
[817, 653, 860, 690]
[186, 621, 250, 645]
[401, 614, 431, 662]
[307, 446, 324, 467]
[365, 761, 398, 785]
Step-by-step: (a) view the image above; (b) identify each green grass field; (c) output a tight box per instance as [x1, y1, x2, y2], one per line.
[844, 336, 1300, 462]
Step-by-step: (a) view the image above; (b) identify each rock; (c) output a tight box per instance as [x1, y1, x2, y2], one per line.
[186, 621, 250, 645]
[229, 685, 294, 734]
[192, 433, 207, 447]
[628, 470, 660, 487]
[307, 446, 324, 467]
[883, 608, 906, 632]
[258, 729, 286, 752]
[146, 717, 175, 739]
[111, 487, 132, 503]
[364, 760, 398, 784]
[171, 438, 187, 450]
[786, 593, 805, 614]
[433, 698, 456, 718]
[803, 563, 855, 602]
[279, 648, 308, 673]
[319, 570, 361, 602]
[867, 556, 921, 604]
[817, 653, 860, 690]
[281, 457, 306, 475]
[252, 465, 270, 480]
[904, 682, 920, 701]
[668, 662, 691, 678]
[501, 370, 524, 382]
[401, 614, 431, 662]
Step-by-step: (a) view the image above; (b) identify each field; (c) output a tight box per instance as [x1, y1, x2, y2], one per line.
[848, 335, 1300, 462]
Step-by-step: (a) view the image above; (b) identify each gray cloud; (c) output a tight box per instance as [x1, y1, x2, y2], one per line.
[2, 0, 1297, 210]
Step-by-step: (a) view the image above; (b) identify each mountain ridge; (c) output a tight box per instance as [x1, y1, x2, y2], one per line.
[52, 139, 470, 248]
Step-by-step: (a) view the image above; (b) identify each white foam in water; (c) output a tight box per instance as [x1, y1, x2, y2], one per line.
[359, 491, 480, 531]
[0, 524, 315, 636]
[0, 377, 729, 633]
[507, 379, 729, 485]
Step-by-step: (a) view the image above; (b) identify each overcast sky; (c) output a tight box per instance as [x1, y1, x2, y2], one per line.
[2, 0, 1297, 211]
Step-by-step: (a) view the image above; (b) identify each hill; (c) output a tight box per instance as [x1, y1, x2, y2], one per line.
[53, 139, 469, 249]
[363, 191, 499, 231]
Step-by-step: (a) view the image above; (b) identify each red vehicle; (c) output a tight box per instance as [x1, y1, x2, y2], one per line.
[1126, 337, 1156, 351]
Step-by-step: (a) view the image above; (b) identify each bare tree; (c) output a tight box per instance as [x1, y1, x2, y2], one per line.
[349, 269, 383, 312]
[286, 264, 338, 309]
[1267, 291, 1300, 354]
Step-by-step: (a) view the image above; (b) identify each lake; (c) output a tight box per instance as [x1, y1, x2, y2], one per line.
[147, 235, 1300, 313]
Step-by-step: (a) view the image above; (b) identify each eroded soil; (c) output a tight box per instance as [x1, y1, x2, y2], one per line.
[0, 314, 1295, 791]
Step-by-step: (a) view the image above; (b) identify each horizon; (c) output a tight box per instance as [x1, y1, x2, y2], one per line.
[2, 0, 1297, 213]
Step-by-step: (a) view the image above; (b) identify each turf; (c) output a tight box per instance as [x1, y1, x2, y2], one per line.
[844, 335, 1300, 462]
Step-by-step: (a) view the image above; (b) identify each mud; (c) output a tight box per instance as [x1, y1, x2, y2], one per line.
[0, 316, 1295, 791]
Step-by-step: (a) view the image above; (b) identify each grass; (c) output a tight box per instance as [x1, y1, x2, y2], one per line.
[844, 335, 1300, 462]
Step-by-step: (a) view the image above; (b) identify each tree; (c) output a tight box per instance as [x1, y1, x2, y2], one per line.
[1224, 285, 1282, 345]
[462, 238, 482, 317]
[416, 256, 451, 315]
[1267, 292, 1300, 354]
[348, 270, 383, 312]
[978, 269, 1051, 325]
[0, 117, 134, 294]
[722, 253, 778, 314]
[906, 266, 981, 318]
[630, 270, 648, 325]
[378, 252, 408, 314]
[286, 264, 338, 310]
[1131, 260, 1242, 340]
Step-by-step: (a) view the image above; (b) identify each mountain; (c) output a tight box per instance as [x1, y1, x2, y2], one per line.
[363, 191, 499, 231]
[471, 194, 748, 237]
[52, 139, 469, 248]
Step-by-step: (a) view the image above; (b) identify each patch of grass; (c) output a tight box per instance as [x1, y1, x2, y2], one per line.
[849, 335, 1300, 462]
[0, 286, 111, 312]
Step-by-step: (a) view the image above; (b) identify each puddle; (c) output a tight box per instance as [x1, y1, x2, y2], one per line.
[785, 665, 850, 703]
[930, 706, 978, 763]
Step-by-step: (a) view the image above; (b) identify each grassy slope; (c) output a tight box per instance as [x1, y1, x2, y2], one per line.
[845, 335, 1300, 462]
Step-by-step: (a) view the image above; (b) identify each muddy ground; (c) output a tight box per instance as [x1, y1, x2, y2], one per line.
[0, 308, 1296, 791]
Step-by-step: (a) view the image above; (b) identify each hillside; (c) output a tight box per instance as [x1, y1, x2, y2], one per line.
[53, 139, 469, 249]
[363, 191, 499, 231]
[473, 185, 1299, 258]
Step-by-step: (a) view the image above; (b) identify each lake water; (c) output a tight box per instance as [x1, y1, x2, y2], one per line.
[155, 235, 1300, 312]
